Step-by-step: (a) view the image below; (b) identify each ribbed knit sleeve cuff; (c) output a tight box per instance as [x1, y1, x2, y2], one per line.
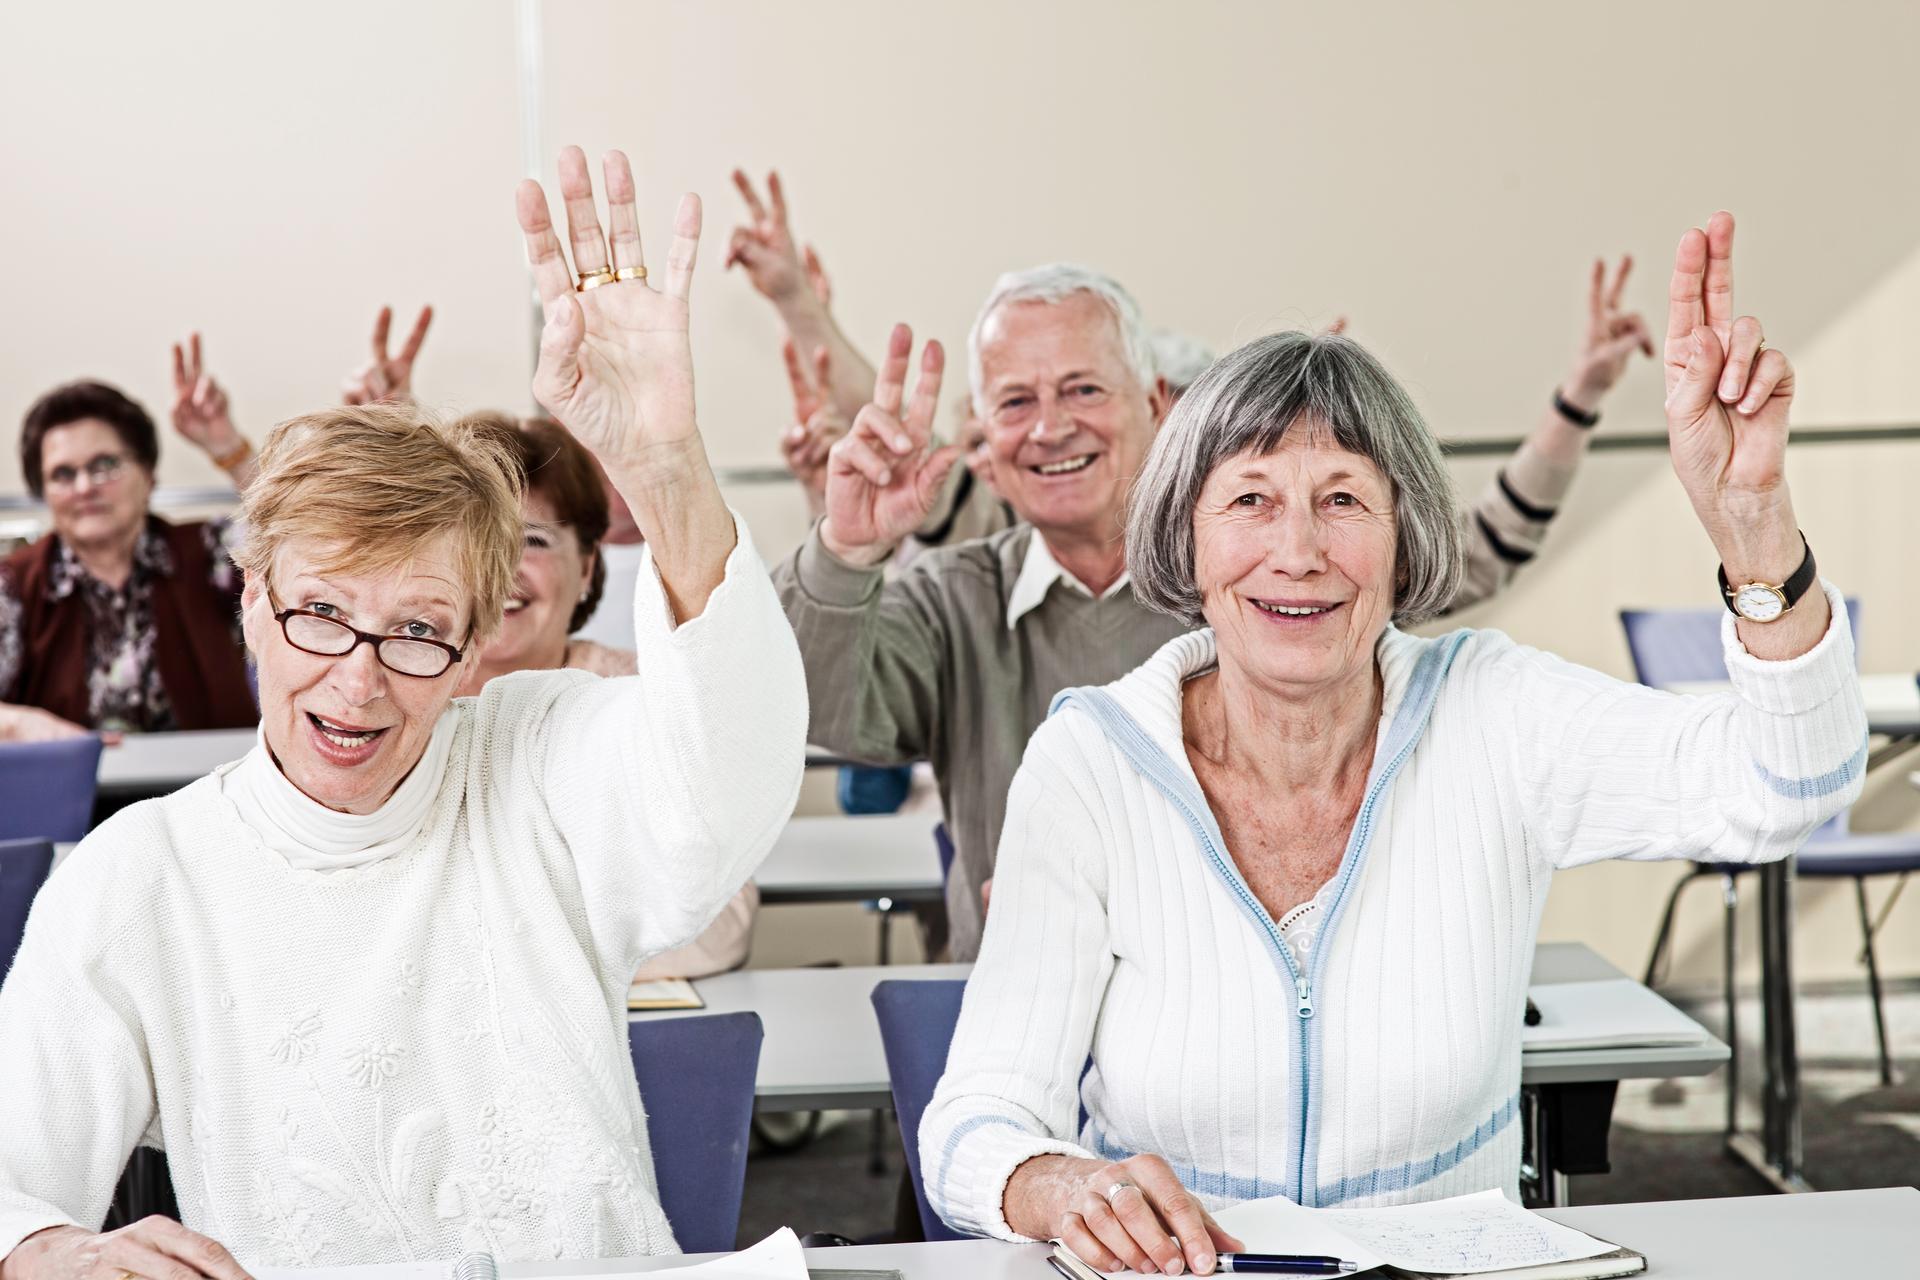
[933, 1121, 1098, 1242]
[1722, 581, 1859, 716]
[789, 522, 886, 609]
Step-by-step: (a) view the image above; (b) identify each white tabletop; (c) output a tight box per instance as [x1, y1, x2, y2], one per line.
[630, 943, 1725, 1113]
[1666, 671, 1920, 737]
[95, 726, 254, 796]
[754, 814, 944, 905]
[515, 1186, 1920, 1277]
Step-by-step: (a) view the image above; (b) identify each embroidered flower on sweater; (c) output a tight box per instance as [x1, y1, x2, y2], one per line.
[343, 1042, 407, 1089]
[393, 961, 423, 1000]
[269, 1011, 323, 1065]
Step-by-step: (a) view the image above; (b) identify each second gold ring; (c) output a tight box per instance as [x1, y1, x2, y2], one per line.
[613, 265, 648, 283]
[575, 268, 616, 292]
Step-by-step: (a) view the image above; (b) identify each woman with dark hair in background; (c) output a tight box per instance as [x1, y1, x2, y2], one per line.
[1, 342, 258, 740]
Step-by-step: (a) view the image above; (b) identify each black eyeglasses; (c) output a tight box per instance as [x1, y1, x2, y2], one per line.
[269, 591, 465, 679]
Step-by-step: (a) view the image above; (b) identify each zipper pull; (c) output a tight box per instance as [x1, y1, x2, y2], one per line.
[1295, 976, 1314, 1019]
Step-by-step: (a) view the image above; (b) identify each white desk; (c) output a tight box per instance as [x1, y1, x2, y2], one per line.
[518, 1186, 1920, 1278]
[95, 727, 254, 799]
[754, 814, 944, 905]
[631, 943, 1724, 1113]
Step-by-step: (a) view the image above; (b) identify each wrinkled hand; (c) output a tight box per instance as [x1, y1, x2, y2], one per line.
[0, 1219, 252, 1280]
[169, 335, 242, 457]
[516, 146, 702, 464]
[1027, 1155, 1243, 1276]
[1662, 212, 1794, 542]
[725, 169, 809, 305]
[819, 324, 959, 566]
[341, 306, 433, 406]
[780, 340, 847, 504]
[1563, 256, 1654, 412]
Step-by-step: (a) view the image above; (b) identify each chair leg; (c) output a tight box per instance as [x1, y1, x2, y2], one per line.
[1853, 877, 1894, 1087]
[1723, 874, 1739, 1137]
[1645, 867, 1704, 987]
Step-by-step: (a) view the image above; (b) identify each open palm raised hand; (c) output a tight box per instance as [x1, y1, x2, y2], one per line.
[1663, 212, 1793, 532]
[516, 146, 702, 465]
[819, 324, 958, 566]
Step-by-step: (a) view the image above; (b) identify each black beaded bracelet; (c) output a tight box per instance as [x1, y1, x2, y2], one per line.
[1552, 389, 1600, 429]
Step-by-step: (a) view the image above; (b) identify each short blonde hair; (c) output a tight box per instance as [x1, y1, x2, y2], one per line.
[237, 404, 524, 646]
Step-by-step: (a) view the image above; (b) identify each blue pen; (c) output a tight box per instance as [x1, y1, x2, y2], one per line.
[1215, 1254, 1360, 1274]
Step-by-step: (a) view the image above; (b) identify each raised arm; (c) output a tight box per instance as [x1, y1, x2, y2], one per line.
[169, 334, 258, 490]
[1450, 256, 1654, 611]
[778, 338, 848, 519]
[517, 146, 733, 621]
[725, 169, 876, 420]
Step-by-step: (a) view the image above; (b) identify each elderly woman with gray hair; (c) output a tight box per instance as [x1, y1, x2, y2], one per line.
[920, 213, 1867, 1275]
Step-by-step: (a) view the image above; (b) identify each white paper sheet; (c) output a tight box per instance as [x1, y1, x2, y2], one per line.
[1214, 1190, 1615, 1274]
[638, 1227, 808, 1278]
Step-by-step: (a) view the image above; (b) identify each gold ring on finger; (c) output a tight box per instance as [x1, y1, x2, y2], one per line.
[575, 268, 617, 292]
[612, 265, 648, 283]
[1754, 338, 1767, 356]
[116, 1270, 140, 1280]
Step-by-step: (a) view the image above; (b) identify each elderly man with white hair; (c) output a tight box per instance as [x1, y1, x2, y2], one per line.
[773, 260, 1648, 960]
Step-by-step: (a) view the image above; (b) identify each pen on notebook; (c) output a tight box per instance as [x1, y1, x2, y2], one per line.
[1215, 1254, 1360, 1274]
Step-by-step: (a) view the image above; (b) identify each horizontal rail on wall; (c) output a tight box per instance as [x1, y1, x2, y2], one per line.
[0, 422, 1915, 518]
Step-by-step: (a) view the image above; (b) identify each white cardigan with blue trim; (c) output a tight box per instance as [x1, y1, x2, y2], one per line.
[922, 587, 1866, 1239]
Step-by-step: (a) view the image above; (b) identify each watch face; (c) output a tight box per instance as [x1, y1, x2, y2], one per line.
[1735, 584, 1787, 622]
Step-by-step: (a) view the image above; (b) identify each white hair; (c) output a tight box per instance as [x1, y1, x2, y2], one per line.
[965, 263, 1159, 412]
[1150, 329, 1217, 394]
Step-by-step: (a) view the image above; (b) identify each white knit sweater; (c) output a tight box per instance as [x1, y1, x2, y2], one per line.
[0, 520, 806, 1265]
[922, 585, 1866, 1239]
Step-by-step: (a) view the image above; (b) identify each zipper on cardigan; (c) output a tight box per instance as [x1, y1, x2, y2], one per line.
[1295, 976, 1314, 1018]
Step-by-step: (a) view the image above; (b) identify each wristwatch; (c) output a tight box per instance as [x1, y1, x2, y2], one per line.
[1717, 534, 1816, 623]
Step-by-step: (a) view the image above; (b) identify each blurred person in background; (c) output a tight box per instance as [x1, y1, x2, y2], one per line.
[1, 340, 259, 740]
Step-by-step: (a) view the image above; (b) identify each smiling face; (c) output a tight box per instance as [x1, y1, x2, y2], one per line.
[1192, 427, 1399, 696]
[460, 489, 594, 692]
[39, 419, 155, 554]
[242, 533, 471, 814]
[976, 293, 1167, 545]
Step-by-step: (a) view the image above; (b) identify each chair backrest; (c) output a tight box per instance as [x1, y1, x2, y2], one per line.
[626, 1011, 763, 1253]
[1619, 599, 1863, 839]
[0, 736, 104, 842]
[871, 978, 971, 1242]
[933, 821, 956, 883]
[0, 839, 56, 979]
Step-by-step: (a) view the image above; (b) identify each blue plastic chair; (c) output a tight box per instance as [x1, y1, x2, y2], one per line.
[0, 736, 104, 842]
[871, 978, 971, 1242]
[627, 1011, 764, 1253]
[1622, 599, 1915, 1086]
[0, 838, 56, 979]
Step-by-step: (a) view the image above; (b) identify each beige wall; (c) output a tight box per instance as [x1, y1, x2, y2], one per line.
[4, 1, 1917, 981]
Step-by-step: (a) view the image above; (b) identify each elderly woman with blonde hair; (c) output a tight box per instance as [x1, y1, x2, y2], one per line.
[921, 213, 1866, 1276]
[0, 147, 805, 1274]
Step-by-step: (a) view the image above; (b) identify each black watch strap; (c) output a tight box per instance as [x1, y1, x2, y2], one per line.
[1717, 533, 1816, 617]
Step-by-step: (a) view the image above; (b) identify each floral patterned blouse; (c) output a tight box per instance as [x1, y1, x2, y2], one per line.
[0, 519, 244, 732]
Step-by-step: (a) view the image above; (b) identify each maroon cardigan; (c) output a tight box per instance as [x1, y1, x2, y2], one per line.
[1, 516, 256, 730]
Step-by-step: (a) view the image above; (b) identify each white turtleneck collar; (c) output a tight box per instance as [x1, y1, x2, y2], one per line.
[223, 708, 460, 872]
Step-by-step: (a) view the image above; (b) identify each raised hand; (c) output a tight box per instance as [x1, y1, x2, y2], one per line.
[780, 339, 848, 510]
[1563, 255, 1654, 412]
[341, 306, 433, 405]
[803, 243, 831, 306]
[169, 334, 242, 456]
[725, 169, 808, 305]
[517, 145, 731, 618]
[1663, 213, 1795, 533]
[517, 146, 702, 463]
[819, 324, 959, 566]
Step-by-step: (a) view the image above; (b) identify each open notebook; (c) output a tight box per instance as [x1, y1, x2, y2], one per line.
[1054, 1190, 1644, 1280]
[627, 977, 706, 1011]
[253, 1228, 896, 1280]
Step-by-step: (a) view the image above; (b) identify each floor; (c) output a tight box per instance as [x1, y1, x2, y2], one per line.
[734, 984, 1920, 1245]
